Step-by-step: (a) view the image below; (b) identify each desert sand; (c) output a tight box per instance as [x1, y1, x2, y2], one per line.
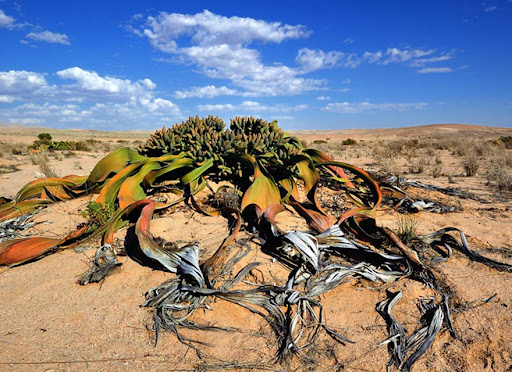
[0, 123, 511, 371]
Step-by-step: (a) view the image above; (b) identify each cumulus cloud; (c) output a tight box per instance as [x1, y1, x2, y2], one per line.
[0, 70, 48, 97]
[323, 101, 427, 113]
[198, 100, 308, 113]
[142, 9, 309, 51]
[316, 96, 330, 101]
[0, 67, 180, 128]
[56, 67, 156, 100]
[25, 30, 71, 45]
[135, 10, 323, 97]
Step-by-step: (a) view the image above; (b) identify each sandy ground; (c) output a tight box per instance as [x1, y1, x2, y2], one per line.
[0, 123, 511, 371]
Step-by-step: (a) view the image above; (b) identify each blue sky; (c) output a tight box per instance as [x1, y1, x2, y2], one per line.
[0, 0, 511, 130]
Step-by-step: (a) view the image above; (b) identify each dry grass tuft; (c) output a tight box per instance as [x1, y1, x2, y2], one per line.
[29, 151, 57, 178]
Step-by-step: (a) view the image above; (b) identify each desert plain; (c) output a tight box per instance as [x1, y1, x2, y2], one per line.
[0, 122, 511, 371]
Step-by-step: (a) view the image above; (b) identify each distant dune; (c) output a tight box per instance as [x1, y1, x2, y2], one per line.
[1, 122, 511, 144]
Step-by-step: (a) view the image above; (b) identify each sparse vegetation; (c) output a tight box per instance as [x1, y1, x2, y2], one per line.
[1, 122, 511, 372]
[463, 154, 479, 176]
[341, 138, 357, 145]
[498, 136, 512, 149]
[28, 150, 57, 178]
[395, 214, 419, 245]
[80, 201, 117, 233]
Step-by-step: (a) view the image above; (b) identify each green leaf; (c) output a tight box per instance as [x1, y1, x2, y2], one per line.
[181, 157, 214, 185]
[118, 161, 161, 209]
[85, 147, 146, 188]
[95, 161, 146, 206]
[241, 162, 281, 212]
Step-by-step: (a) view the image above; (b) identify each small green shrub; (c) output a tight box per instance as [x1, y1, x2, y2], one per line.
[342, 138, 357, 146]
[81, 202, 117, 233]
[37, 133, 53, 143]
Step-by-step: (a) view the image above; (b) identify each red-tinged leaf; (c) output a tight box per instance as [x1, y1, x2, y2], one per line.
[316, 160, 382, 209]
[0, 237, 60, 266]
[42, 185, 77, 201]
[263, 204, 285, 224]
[304, 149, 355, 188]
[0, 199, 52, 221]
[118, 161, 161, 209]
[0, 200, 14, 214]
[85, 147, 146, 188]
[288, 197, 334, 233]
[16, 177, 80, 202]
[101, 198, 173, 245]
[278, 178, 299, 201]
[95, 161, 145, 206]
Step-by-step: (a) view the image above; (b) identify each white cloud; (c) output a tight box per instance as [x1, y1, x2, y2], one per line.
[0, 9, 15, 28]
[0, 68, 181, 128]
[198, 100, 308, 113]
[0, 70, 48, 96]
[25, 30, 70, 45]
[417, 67, 453, 73]
[296, 49, 356, 72]
[484, 6, 497, 12]
[295, 47, 457, 72]
[174, 85, 244, 98]
[323, 101, 427, 113]
[379, 47, 435, 64]
[56, 67, 157, 100]
[316, 96, 330, 101]
[142, 9, 309, 51]
[0, 95, 15, 103]
[137, 10, 321, 96]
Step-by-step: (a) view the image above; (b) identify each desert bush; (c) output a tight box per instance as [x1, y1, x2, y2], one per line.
[433, 139, 458, 151]
[463, 154, 479, 177]
[408, 157, 427, 174]
[0, 141, 27, 158]
[342, 138, 357, 145]
[37, 133, 53, 143]
[378, 157, 402, 176]
[387, 139, 406, 154]
[312, 139, 328, 145]
[499, 136, 512, 149]
[430, 163, 443, 178]
[485, 156, 512, 191]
